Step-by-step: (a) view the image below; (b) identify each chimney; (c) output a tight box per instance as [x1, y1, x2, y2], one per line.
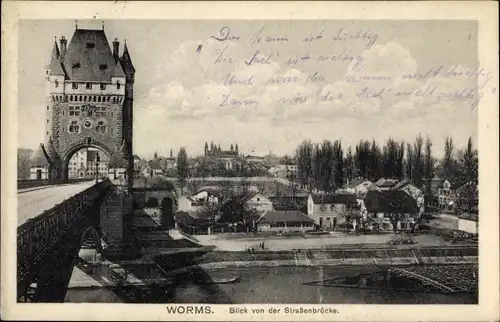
[59, 36, 67, 59]
[112, 38, 120, 63]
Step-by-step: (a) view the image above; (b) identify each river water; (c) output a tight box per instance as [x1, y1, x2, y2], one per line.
[65, 265, 477, 304]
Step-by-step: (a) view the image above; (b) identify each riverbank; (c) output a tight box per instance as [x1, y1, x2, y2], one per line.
[153, 245, 478, 276]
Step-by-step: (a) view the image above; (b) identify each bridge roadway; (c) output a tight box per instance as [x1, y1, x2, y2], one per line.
[17, 181, 97, 226]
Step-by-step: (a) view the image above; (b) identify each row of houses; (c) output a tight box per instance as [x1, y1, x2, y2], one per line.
[173, 176, 429, 234]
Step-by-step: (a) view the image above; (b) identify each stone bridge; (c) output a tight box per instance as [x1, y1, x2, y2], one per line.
[17, 179, 132, 302]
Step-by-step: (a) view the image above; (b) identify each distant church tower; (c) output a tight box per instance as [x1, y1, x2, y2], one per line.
[38, 24, 135, 184]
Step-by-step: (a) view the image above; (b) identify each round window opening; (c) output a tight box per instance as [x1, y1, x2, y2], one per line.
[83, 119, 92, 129]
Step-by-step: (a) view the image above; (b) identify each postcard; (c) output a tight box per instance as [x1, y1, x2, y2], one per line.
[1, 1, 498, 321]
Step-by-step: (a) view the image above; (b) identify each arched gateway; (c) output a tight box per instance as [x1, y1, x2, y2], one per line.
[31, 26, 135, 185]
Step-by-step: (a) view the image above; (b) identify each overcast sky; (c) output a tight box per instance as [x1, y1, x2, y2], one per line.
[18, 19, 482, 159]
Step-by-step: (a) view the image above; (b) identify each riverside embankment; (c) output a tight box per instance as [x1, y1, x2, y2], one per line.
[153, 244, 478, 276]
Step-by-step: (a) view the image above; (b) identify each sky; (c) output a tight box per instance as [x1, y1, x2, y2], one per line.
[18, 19, 483, 159]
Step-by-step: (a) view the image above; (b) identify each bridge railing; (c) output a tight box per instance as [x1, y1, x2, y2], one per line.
[17, 178, 95, 190]
[17, 179, 111, 287]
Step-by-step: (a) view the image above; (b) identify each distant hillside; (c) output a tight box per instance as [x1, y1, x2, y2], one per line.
[18, 148, 34, 179]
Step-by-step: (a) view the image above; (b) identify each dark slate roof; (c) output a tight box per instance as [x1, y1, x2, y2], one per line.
[345, 178, 369, 189]
[258, 210, 313, 224]
[363, 190, 418, 214]
[119, 43, 135, 73]
[63, 29, 126, 81]
[175, 211, 210, 228]
[375, 178, 399, 188]
[391, 179, 412, 191]
[30, 144, 51, 167]
[48, 41, 66, 76]
[311, 193, 357, 205]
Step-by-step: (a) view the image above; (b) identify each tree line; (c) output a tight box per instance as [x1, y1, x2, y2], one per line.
[295, 135, 478, 194]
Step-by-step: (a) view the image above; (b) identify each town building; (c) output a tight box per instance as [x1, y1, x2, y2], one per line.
[256, 210, 314, 233]
[362, 190, 419, 231]
[268, 164, 298, 180]
[307, 193, 358, 230]
[29, 144, 51, 179]
[190, 186, 222, 206]
[67, 148, 109, 179]
[343, 178, 373, 196]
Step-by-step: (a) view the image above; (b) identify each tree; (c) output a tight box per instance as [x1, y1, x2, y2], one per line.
[405, 143, 414, 179]
[199, 203, 221, 230]
[413, 134, 424, 187]
[344, 146, 355, 182]
[186, 178, 201, 196]
[333, 140, 344, 189]
[382, 138, 398, 179]
[424, 136, 434, 195]
[455, 137, 478, 214]
[176, 147, 189, 195]
[154, 152, 158, 159]
[396, 142, 405, 179]
[319, 140, 335, 192]
[296, 140, 314, 190]
[443, 136, 455, 180]
[370, 140, 382, 181]
[219, 180, 234, 201]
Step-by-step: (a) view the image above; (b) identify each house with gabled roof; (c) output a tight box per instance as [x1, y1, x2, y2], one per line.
[344, 178, 373, 196]
[307, 193, 358, 230]
[256, 210, 314, 233]
[363, 190, 419, 231]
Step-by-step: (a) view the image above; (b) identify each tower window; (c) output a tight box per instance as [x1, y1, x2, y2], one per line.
[117, 81, 121, 90]
[46, 119, 49, 123]
[86, 83, 92, 90]
[69, 120, 80, 133]
[86, 43, 95, 49]
[96, 121, 106, 133]
[55, 80, 59, 88]
[93, 96, 97, 102]
[99, 64, 108, 70]
[72, 82, 78, 89]
[100, 83, 106, 90]
[47, 106, 49, 110]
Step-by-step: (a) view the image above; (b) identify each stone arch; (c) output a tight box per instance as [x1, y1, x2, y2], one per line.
[79, 226, 103, 254]
[61, 138, 114, 180]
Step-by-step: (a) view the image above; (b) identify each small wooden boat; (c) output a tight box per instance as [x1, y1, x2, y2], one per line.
[197, 276, 241, 284]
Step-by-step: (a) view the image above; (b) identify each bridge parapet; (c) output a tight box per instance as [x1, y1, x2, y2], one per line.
[17, 179, 111, 294]
[17, 178, 95, 190]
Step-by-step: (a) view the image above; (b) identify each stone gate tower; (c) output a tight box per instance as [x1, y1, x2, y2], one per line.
[37, 25, 135, 185]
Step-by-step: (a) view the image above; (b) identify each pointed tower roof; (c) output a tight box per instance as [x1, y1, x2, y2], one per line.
[48, 41, 66, 76]
[63, 29, 121, 81]
[109, 140, 128, 168]
[46, 138, 61, 165]
[30, 144, 51, 167]
[119, 42, 135, 73]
